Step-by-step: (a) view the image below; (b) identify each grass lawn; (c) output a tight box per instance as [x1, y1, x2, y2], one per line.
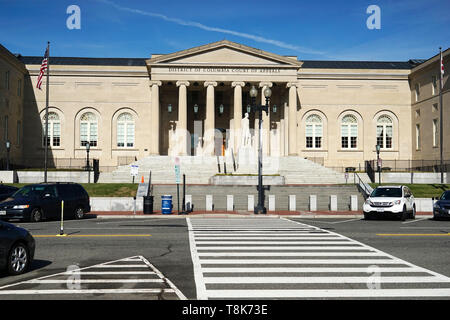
[369, 183, 450, 198]
[4, 183, 139, 197]
[3, 182, 448, 198]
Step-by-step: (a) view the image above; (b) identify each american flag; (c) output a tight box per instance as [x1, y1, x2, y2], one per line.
[441, 49, 445, 90]
[36, 45, 49, 90]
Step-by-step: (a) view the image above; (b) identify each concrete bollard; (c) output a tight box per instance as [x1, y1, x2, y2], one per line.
[206, 195, 213, 211]
[269, 195, 275, 211]
[309, 195, 317, 211]
[350, 195, 358, 211]
[248, 195, 254, 211]
[330, 195, 337, 211]
[227, 195, 234, 211]
[289, 195, 296, 211]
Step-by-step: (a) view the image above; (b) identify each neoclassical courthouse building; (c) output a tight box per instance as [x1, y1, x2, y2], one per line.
[0, 40, 449, 172]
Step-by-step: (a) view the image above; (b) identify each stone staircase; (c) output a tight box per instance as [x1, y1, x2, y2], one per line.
[98, 155, 348, 185]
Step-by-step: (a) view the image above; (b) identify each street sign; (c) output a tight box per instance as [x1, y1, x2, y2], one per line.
[130, 165, 139, 177]
[174, 157, 181, 184]
[175, 165, 181, 184]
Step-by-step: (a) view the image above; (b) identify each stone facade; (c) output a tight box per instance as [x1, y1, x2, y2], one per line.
[0, 40, 448, 171]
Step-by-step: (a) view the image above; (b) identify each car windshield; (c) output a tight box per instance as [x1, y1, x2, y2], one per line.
[370, 188, 402, 198]
[441, 191, 450, 200]
[12, 185, 46, 198]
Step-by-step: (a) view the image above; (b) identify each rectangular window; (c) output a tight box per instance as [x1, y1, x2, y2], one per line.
[117, 123, 125, 147]
[17, 121, 21, 145]
[432, 76, 437, 95]
[4, 116, 8, 141]
[376, 125, 383, 147]
[386, 126, 393, 149]
[80, 122, 88, 146]
[416, 124, 421, 150]
[5, 71, 9, 90]
[17, 79, 22, 97]
[415, 83, 420, 102]
[433, 119, 438, 147]
[341, 125, 348, 149]
[126, 123, 134, 147]
[89, 122, 98, 147]
[53, 122, 60, 147]
[306, 124, 313, 148]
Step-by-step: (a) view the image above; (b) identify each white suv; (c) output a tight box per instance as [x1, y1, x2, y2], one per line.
[363, 185, 416, 221]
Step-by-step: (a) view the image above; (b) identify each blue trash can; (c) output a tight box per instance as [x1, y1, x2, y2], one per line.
[161, 195, 173, 214]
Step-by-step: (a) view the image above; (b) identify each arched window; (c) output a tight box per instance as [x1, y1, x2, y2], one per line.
[341, 114, 358, 149]
[80, 112, 98, 147]
[42, 112, 60, 147]
[305, 114, 322, 149]
[376, 115, 393, 149]
[117, 112, 135, 148]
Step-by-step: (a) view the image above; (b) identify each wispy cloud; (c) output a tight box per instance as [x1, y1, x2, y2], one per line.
[96, 0, 325, 56]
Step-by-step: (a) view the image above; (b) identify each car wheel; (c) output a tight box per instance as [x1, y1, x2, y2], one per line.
[29, 208, 42, 222]
[364, 212, 371, 220]
[400, 206, 407, 221]
[74, 207, 84, 220]
[410, 205, 416, 219]
[8, 242, 30, 275]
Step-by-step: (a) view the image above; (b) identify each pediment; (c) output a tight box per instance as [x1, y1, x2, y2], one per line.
[147, 40, 302, 68]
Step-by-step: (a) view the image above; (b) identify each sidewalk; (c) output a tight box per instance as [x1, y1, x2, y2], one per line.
[88, 210, 433, 219]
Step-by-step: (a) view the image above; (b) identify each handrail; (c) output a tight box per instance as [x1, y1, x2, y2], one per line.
[354, 172, 373, 198]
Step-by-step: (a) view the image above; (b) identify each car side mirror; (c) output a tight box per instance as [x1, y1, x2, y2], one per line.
[43, 193, 51, 198]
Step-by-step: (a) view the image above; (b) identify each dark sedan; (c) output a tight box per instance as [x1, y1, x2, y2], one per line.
[433, 191, 450, 220]
[0, 185, 19, 202]
[0, 220, 35, 275]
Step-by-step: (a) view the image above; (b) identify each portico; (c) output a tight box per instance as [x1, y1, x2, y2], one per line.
[146, 40, 302, 158]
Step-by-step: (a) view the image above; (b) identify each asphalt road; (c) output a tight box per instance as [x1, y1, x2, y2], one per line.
[0, 216, 449, 300]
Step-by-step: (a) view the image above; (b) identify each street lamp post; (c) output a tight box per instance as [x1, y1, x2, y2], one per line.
[5, 140, 11, 171]
[376, 144, 381, 185]
[249, 85, 271, 214]
[85, 142, 90, 183]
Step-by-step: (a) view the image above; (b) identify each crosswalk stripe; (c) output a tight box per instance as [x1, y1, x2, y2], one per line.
[0, 289, 175, 295]
[200, 267, 426, 273]
[199, 259, 403, 264]
[195, 236, 342, 240]
[188, 217, 450, 300]
[196, 247, 372, 251]
[27, 279, 164, 284]
[198, 252, 385, 257]
[62, 271, 156, 275]
[205, 288, 450, 299]
[203, 276, 450, 284]
[194, 241, 361, 244]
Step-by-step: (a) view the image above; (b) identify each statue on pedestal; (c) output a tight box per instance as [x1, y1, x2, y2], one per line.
[241, 113, 251, 148]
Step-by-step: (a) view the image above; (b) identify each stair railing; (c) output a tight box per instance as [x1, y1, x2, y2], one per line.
[354, 172, 373, 199]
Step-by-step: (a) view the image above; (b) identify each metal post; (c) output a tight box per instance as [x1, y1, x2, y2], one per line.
[182, 174, 186, 213]
[44, 42, 50, 183]
[439, 47, 444, 184]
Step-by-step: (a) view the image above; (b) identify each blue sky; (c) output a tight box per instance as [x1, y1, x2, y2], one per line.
[1, 0, 449, 61]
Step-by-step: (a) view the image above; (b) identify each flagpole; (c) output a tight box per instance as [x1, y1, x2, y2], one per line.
[44, 41, 50, 183]
[439, 47, 444, 184]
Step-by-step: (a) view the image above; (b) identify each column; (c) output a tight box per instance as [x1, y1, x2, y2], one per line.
[232, 81, 245, 152]
[204, 81, 217, 155]
[287, 82, 298, 155]
[149, 80, 162, 155]
[259, 82, 272, 156]
[176, 81, 190, 156]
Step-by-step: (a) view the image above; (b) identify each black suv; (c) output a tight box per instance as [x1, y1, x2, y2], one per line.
[0, 183, 91, 222]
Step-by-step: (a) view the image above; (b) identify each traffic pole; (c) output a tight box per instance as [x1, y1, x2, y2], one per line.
[56, 200, 68, 237]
